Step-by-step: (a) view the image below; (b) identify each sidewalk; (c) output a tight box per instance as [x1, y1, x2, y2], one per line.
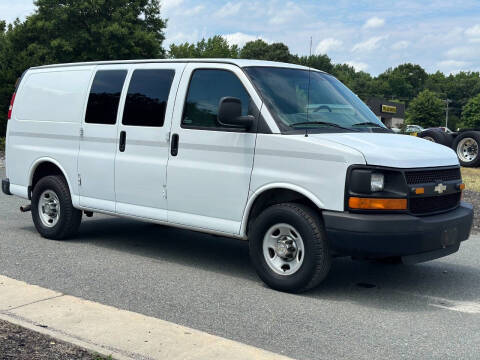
[0, 275, 293, 360]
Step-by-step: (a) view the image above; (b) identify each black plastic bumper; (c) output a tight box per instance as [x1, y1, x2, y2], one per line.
[2, 178, 11, 196]
[323, 202, 473, 262]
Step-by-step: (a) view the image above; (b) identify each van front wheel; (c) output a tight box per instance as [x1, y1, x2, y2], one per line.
[31, 175, 82, 240]
[249, 203, 331, 293]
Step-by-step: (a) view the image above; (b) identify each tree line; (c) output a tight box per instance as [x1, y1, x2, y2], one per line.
[1, 0, 480, 137]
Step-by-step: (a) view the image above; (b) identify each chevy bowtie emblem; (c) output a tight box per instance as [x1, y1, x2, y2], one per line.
[434, 183, 447, 194]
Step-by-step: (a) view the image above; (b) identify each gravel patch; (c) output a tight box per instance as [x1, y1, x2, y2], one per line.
[463, 189, 480, 233]
[0, 319, 109, 360]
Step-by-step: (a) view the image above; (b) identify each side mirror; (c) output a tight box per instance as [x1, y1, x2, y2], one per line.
[217, 97, 255, 130]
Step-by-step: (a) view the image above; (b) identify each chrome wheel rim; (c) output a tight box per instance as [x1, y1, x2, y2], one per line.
[423, 136, 435, 142]
[263, 223, 305, 276]
[457, 137, 478, 163]
[38, 190, 60, 227]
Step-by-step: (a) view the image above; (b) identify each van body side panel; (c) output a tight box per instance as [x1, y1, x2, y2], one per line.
[6, 67, 94, 200]
[248, 134, 366, 216]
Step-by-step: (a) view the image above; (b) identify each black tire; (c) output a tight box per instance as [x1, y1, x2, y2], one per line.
[418, 129, 452, 147]
[452, 131, 480, 167]
[31, 175, 82, 240]
[249, 203, 331, 293]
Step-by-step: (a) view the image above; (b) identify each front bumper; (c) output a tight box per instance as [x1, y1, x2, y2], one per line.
[323, 202, 473, 262]
[2, 178, 11, 196]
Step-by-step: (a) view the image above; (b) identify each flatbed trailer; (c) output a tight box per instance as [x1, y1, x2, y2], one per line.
[416, 128, 480, 167]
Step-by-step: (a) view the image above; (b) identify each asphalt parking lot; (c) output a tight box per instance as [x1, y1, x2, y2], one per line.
[0, 168, 479, 360]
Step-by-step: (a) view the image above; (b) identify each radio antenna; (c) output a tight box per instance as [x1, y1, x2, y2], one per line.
[305, 36, 313, 137]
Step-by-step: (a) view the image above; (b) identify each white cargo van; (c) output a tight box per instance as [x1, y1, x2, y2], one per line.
[2, 59, 473, 292]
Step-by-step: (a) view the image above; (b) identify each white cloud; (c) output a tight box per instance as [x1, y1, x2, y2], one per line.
[438, 60, 469, 67]
[161, 0, 183, 12]
[223, 33, 266, 47]
[437, 60, 470, 74]
[363, 16, 385, 29]
[391, 41, 410, 50]
[445, 46, 479, 59]
[465, 24, 480, 37]
[184, 5, 204, 16]
[315, 38, 343, 54]
[214, 2, 242, 18]
[268, 1, 304, 25]
[352, 36, 387, 52]
[345, 61, 369, 71]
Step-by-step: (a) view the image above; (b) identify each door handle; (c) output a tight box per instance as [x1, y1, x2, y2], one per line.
[119, 131, 126, 152]
[171, 133, 179, 156]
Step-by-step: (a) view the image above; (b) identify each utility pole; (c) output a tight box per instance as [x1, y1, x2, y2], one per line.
[445, 98, 452, 129]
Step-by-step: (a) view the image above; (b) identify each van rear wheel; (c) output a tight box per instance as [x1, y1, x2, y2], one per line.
[31, 175, 82, 240]
[249, 203, 331, 293]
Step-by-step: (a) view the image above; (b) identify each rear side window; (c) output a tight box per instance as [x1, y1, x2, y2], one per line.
[85, 70, 127, 125]
[182, 69, 251, 129]
[122, 69, 175, 127]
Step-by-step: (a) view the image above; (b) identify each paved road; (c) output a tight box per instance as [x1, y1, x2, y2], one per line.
[1, 168, 479, 360]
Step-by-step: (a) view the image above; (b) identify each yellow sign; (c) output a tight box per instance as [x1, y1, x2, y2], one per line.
[382, 104, 397, 114]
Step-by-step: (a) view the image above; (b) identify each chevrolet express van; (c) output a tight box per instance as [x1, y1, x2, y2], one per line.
[2, 59, 473, 292]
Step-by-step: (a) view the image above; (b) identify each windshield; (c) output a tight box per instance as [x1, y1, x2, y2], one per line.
[244, 67, 387, 133]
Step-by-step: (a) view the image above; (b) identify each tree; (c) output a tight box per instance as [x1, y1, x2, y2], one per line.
[462, 94, 480, 128]
[240, 39, 292, 62]
[377, 63, 428, 102]
[294, 54, 334, 74]
[0, 0, 167, 136]
[405, 90, 445, 128]
[240, 39, 271, 60]
[10, 0, 166, 63]
[169, 35, 239, 58]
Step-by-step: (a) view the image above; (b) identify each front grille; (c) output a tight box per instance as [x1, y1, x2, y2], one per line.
[405, 168, 461, 185]
[410, 193, 461, 215]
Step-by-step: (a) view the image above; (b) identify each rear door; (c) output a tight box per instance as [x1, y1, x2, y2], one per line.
[114, 63, 185, 220]
[78, 66, 128, 212]
[166, 63, 261, 235]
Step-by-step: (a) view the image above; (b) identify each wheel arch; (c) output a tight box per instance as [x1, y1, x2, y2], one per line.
[28, 158, 74, 200]
[241, 183, 325, 238]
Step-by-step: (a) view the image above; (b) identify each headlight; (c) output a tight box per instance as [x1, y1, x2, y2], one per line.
[347, 166, 408, 211]
[370, 173, 384, 192]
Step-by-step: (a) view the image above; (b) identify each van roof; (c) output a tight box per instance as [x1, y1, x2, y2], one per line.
[30, 58, 325, 72]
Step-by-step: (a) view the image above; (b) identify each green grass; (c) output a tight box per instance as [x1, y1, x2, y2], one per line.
[92, 355, 113, 360]
[0, 137, 4, 152]
[461, 167, 480, 193]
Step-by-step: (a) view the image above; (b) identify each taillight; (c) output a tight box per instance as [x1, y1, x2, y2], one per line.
[7, 92, 16, 120]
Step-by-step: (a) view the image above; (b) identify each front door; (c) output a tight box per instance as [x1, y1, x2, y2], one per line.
[166, 63, 261, 235]
[114, 63, 185, 220]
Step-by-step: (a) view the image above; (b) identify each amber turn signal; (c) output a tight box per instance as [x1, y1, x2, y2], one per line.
[348, 197, 407, 210]
[458, 183, 465, 190]
[413, 187, 425, 195]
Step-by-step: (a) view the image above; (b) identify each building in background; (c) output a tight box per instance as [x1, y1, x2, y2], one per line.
[366, 98, 405, 129]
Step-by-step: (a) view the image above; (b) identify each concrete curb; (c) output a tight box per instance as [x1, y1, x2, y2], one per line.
[0, 275, 294, 360]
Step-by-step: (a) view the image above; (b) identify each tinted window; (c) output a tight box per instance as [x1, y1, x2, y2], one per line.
[85, 70, 127, 125]
[182, 69, 251, 129]
[123, 69, 175, 127]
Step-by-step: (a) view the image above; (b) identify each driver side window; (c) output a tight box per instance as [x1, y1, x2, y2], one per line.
[182, 69, 251, 130]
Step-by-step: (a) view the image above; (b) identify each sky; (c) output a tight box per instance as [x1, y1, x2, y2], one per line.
[1, 0, 479, 76]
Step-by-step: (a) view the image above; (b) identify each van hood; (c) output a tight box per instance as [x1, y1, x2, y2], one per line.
[310, 133, 459, 168]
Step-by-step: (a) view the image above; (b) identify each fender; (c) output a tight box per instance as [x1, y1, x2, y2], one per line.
[28, 157, 77, 205]
[240, 182, 325, 238]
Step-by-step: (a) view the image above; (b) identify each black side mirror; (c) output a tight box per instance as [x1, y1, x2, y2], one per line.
[217, 97, 255, 130]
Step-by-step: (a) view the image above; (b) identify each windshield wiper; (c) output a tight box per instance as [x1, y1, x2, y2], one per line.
[352, 122, 385, 128]
[290, 121, 358, 131]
